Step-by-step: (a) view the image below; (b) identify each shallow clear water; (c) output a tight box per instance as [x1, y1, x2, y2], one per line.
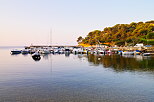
[0, 47, 154, 102]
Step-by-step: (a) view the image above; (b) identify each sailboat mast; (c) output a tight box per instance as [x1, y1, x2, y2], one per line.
[50, 28, 52, 47]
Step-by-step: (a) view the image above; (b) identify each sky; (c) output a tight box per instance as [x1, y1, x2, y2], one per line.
[0, 0, 154, 46]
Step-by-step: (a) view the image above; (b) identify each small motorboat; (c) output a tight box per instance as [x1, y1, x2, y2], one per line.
[65, 48, 70, 52]
[143, 53, 151, 56]
[32, 52, 41, 61]
[98, 49, 105, 54]
[122, 51, 134, 55]
[39, 49, 50, 54]
[21, 49, 29, 54]
[53, 48, 59, 53]
[29, 50, 36, 54]
[11, 49, 21, 54]
[72, 48, 79, 54]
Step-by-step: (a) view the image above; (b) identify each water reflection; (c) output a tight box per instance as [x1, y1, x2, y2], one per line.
[79, 54, 154, 72]
[65, 52, 70, 57]
[42, 54, 49, 60]
[22, 53, 28, 55]
[1, 48, 154, 102]
[29, 53, 154, 72]
[11, 51, 154, 72]
[10, 53, 20, 56]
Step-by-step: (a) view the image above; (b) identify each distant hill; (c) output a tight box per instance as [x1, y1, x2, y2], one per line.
[77, 20, 154, 46]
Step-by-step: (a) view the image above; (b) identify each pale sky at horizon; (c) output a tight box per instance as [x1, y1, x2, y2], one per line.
[0, 0, 154, 46]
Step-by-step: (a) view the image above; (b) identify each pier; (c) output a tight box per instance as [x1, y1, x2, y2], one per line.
[25, 45, 79, 49]
[25, 45, 154, 52]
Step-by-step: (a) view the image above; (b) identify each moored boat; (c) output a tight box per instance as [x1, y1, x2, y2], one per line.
[21, 49, 29, 54]
[122, 51, 134, 55]
[39, 49, 50, 54]
[142, 53, 151, 56]
[65, 48, 70, 52]
[98, 49, 105, 54]
[11, 49, 21, 54]
[32, 52, 41, 61]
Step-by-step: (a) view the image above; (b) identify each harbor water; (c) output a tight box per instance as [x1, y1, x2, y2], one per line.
[0, 47, 154, 102]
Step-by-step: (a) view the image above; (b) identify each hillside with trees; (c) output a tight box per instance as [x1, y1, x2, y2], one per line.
[77, 21, 154, 46]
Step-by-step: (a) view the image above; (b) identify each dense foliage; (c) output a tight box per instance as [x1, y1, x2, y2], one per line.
[77, 21, 154, 46]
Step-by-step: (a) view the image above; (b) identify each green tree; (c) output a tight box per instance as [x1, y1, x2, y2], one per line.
[77, 36, 83, 44]
[147, 32, 154, 39]
[77, 20, 154, 46]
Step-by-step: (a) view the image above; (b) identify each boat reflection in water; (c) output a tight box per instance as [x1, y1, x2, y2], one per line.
[4, 49, 154, 102]
[30, 52, 154, 72]
[78, 54, 154, 72]
[65, 52, 70, 57]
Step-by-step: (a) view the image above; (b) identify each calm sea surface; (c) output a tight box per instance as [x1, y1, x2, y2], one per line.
[0, 47, 154, 102]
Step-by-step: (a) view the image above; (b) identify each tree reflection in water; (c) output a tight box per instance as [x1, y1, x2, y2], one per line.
[80, 54, 154, 72]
